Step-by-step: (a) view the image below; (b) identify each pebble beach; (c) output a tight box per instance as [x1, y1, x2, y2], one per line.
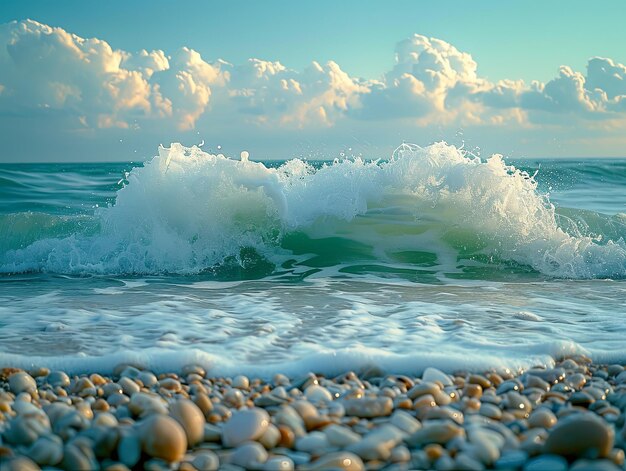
[1, 356, 625, 470]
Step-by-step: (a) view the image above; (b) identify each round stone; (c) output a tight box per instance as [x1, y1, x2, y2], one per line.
[47, 371, 70, 388]
[232, 375, 250, 389]
[544, 413, 614, 459]
[191, 450, 220, 471]
[139, 415, 187, 462]
[230, 441, 268, 468]
[169, 399, 205, 446]
[8, 372, 37, 395]
[528, 408, 558, 429]
[222, 408, 270, 448]
[304, 385, 333, 403]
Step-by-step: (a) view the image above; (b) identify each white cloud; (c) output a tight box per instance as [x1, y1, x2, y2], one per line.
[2, 19, 626, 156]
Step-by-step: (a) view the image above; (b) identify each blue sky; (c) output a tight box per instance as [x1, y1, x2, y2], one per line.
[1, 1, 626, 161]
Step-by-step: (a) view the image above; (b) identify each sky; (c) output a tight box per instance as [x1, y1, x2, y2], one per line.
[1, 0, 626, 161]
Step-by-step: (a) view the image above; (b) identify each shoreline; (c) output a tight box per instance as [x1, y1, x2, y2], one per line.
[0, 356, 624, 470]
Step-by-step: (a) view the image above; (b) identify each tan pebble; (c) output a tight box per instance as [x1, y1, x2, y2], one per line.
[89, 373, 107, 386]
[486, 372, 503, 387]
[479, 403, 502, 420]
[463, 383, 483, 398]
[342, 396, 393, 418]
[463, 397, 482, 412]
[424, 443, 444, 460]
[222, 407, 270, 447]
[232, 375, 250, 389]
[258, 423, 281, 449]
[468, 374, 491, 389]
[407, 382, 441, 400]
[413, 394, 437, 409]
[169, 399, 205, 446]
[526, 375, 550, 391]
[47, 371, 70, 388]
[158, 377, 181, 392]
[278, 424, 296, 448]
[139, 414, 187, 462]
[72, 377, 95, 393]
[528, 408, 557, 429]
[610, 448, 625, 466]
[137, 371, 158, 388]
[394, 397, 413, 409]
[118, 377, 140, 396]
[305, 385, 333, 403]
[0, 400, 11, 413]
[389, 409, 421, 434]
[545, 412, 614, 459]
[304, 452, 364, 471]
[224, 388, 245, 408]
[567, 373, 587, 390]
[93, 398, 110, 412]
[29, 367, 49, 378]
[181, 365, 206, 377]
[128, 392, 168, 417]
[8, 372, 37, 395]
[212, 403, 232, 421]
[193, 392, 213, 418]
[292, 399, 319, 422]
[207, 412, 222, 424]
[94, 412, 119, 427]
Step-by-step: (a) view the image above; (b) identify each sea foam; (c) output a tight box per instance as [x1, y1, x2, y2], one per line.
[1, 142, 625, 278]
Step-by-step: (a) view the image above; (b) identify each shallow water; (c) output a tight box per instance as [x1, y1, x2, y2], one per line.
[0, 143, 625, 376]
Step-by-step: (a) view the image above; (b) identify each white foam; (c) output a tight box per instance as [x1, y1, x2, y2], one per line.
[1, 142, 625, 278]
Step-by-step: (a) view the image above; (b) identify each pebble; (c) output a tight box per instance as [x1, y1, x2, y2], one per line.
[8, 372, 37, 395]
[47, 370, 70, 388]
[347, 424, 404, 461]
[405, 420, 464, 446]
[169, 398, 205, 446]
[342, 396, 393, 417]
[423, 367, 454, 387]
[139, 415, 187, 462]
[230, 441, 268, 468]
[0, 360, 624, 471]
[544, 412, 614, 459]
[191, 450, 220, 471]
[305, 384, 333, 403]
[222, 408, 270, 447]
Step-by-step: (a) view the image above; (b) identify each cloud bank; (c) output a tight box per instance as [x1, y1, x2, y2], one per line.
[1, 19, 626, 160]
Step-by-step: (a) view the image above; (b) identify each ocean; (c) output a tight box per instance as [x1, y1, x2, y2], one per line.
[0, 142, 625, 377]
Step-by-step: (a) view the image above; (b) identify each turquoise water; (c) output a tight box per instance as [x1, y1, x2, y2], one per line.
[0, 143, 625, 375]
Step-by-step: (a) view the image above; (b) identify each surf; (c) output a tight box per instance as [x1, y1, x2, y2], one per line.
[1, 142, 625, 279]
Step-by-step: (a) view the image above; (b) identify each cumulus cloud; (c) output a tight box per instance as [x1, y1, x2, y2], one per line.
[2, 18, 626, 138]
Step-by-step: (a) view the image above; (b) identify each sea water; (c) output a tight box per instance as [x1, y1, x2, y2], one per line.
[0, 143, 625, 377]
